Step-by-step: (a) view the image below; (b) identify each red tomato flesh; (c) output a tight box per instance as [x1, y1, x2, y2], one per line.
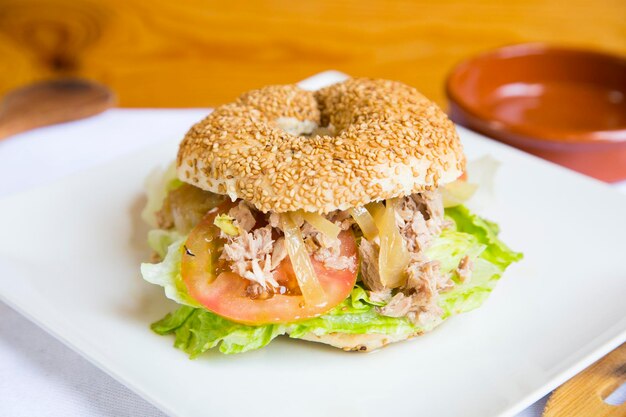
[181, 204, 358, 325]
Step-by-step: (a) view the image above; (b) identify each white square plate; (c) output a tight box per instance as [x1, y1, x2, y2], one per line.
[1, 80, 625, 417]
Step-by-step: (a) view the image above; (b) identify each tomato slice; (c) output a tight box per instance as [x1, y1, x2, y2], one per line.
[181, 204, 358, 325]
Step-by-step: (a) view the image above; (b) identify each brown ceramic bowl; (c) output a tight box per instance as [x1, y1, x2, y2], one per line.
[446, 44, 626, 182]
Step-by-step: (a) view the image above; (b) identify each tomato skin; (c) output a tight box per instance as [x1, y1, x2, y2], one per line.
[181, 205, 358, 325]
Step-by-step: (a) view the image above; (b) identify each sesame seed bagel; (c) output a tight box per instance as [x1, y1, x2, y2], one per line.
[177, 78, 465, 214]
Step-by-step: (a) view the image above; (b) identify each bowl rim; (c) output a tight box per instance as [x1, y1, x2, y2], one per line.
[445, 43, 626, 146]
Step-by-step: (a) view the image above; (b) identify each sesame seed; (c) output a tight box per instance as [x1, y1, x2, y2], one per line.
[176, 78, 464, 213]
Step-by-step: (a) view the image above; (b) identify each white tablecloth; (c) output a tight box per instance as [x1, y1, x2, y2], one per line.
[1, 89, 625, 417]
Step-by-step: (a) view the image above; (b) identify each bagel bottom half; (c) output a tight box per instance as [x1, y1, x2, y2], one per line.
[295, 330, 423, 352]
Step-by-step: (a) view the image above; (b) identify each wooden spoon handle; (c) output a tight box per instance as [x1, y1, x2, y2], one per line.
[0, 110, 46, 140]
[543, 343, 626, 417]
[0, 113, 25, 140]
[0, 78, 115, 140]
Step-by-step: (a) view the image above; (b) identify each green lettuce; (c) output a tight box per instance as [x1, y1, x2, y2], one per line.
[152, 285, 415, 357]
[140, 162, 183, 228]
[445, 205, 522, 269]
[147, 228, 182, 259]
[152, 306, 286, 356]
[287, 286, 416, 338]
[427, 205, 523, 317]
[145, 205, 522, 356]
[141, 231, 200, 308]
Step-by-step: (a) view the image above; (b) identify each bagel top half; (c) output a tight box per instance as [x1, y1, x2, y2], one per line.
[177, 78, 465, 214]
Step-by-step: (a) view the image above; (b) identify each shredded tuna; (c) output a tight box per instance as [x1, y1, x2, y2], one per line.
[268, 211, 306, 230]
[362, 190, 463, 326]
[361, 191, 449, 299]
[406, 260, 453, 297]
[368, 289, 392, 304]
[378, 260, 451, 327]
[268, 212, 282, 229]
[271, 237, 288, 269]
[377, 292, 416, 318]
[456, 255, 473, 283]
[412, 191, 445, 223]
[228, 201, 256, 232]
[302, 222, 355, 271]
[395, 192, 448, 255]
[328, 210, 356, 231]
[222, 226, 278, 289]
[359, 238, 385, 291]
[397, 208, 431, 254]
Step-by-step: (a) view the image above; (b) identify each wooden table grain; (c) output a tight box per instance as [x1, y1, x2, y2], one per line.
[0, 0, 624, 108]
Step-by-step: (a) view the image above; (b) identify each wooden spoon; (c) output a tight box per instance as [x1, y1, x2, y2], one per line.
[0, 78, 115, 140]
[544, 343, 626, 417]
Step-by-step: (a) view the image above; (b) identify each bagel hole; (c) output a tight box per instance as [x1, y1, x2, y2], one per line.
[309, 125, 336, 137]
[274, 117, 335, 138]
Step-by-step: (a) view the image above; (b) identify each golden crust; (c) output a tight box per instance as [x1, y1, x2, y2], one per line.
[177, 78, 465, 213]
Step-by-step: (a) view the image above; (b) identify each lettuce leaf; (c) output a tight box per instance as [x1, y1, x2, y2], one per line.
[445, 205, 522, 269]
[152, 306, 286, 356]
[141, 234, 200, 308]
[152, 286, 414, 357]
[432, 206, 522, 317]
[141, 162, 183, 228]
[288, 285, 417, 338]
[147, 228, 182, 259]
[145, 205, 522, 356]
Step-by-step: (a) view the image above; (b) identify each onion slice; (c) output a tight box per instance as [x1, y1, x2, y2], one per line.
[441, 180, 478, 208]
[349, 207, 378, 240]
[213, 213, 240, 236]
[280, 213, 326, 307]
[300, 211, 340, 240]
[376, 198, 411, 288]
[365, 201, 385, 224]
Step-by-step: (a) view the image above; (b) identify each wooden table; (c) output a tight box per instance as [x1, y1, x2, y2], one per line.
[0, 0, 624, 108]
